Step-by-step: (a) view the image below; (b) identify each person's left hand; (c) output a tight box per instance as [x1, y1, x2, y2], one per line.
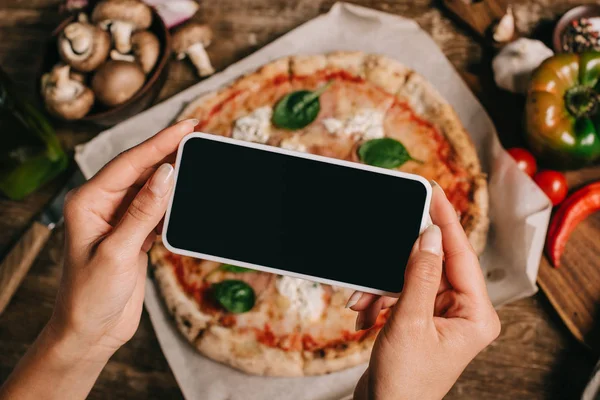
[48, 119, 197, 359]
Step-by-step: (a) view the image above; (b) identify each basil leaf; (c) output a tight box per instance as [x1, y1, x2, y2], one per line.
[272, 82, 332, 130]
[358, 138, 420, 169]
[219, 264, 252, 273]
[212, 280, 256, 313]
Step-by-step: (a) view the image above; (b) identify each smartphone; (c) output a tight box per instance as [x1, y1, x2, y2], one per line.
[163, 133, 431, 296]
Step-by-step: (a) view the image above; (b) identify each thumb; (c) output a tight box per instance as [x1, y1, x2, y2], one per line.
[396, 224, 443, 318]
[109, 163, 174, 251]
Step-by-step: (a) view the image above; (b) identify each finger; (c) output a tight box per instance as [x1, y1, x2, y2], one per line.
[357, 297, 384, 331]
[89, 119, 196, 193]
[429, 183, 486, 296]
[396, 224, 443, 318]
[346, 292, 377, 311]
[438, 269, 451, 294]
[381, 297, 398, 309]
[346, 292, 397, 311]
[142, 231, 157, 253]
[155, 216, 165, 235]
[107, 163, 175, 251]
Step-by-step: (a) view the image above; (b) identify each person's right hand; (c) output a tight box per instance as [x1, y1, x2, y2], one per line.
[349, 183, 501, 400]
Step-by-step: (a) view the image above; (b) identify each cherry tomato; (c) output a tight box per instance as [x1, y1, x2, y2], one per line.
[534, 170, 568, 206]
[507, 148, 537, 177]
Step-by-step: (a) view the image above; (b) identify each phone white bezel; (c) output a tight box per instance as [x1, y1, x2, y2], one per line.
[162, 132, 432, 297]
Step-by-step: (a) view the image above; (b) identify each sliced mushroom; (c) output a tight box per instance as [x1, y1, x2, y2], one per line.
[91, 0, 152, 54]
[172, 23, 214, 77]
[131, 30, 160, 74]
[58, 14, 110, 72]
[41, 64, 94, 120]
[91, 60, 145, 107]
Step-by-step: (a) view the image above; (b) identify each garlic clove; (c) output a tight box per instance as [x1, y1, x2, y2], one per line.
[493, 6, 515, 43]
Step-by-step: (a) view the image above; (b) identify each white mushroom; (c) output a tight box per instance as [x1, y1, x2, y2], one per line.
[58, 14, 110, 72]
[493, 5, 515, 43]
[108, 31, 159, 74]
[41, 64, 94, 120]
[91, 60, 145, 107]
[131, 30, 160, 74]
[110, 49, 136, 62]
[91, 0, 152, 54]
[172, 23, 214, 77]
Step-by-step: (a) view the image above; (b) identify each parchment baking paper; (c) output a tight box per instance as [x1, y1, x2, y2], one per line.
[75, 3, 552, 399]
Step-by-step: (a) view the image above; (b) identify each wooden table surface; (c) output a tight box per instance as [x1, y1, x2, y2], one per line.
[1, 0, 600, 398]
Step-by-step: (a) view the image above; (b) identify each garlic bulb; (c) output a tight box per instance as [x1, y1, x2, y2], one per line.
[492, 38, 554, 94]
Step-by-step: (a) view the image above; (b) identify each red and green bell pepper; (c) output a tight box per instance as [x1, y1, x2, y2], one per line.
[526, 52, 600, 169]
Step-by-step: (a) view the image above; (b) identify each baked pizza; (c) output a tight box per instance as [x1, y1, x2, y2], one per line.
[150, 52, 488, 376]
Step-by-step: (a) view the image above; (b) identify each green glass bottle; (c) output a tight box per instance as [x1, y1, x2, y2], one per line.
[0, 67, 67, 200]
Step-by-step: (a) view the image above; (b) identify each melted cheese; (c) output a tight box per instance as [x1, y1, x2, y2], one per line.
[232, 106, 272, 143]
[322, 109, 385, 140]
[343, 109, 385, 139]
[322, 117, 344, 134]
[279, 136, 307, 153]
[275, 276, 325, 322]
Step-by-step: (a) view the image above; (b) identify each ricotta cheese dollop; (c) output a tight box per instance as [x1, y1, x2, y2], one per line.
[322, 109, 385, 140]
[279, 136, 307, 153]
[322, 117, 344, 134]
[275, 276, 325, 322]
[232, 106, 273, 143]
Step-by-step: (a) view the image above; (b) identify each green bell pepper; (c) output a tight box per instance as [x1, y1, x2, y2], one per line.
[526, 52, 600, 169]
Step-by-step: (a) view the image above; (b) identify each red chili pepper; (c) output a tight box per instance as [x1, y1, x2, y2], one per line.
[545, 181, 600, 268]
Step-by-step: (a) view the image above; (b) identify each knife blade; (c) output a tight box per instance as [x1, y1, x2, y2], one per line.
[0, 168, 86, 315]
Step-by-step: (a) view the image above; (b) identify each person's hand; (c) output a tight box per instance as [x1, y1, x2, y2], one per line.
[0, 120, 197, 400]
[349, 183, 501, 400]
[48, 119, 197, 359]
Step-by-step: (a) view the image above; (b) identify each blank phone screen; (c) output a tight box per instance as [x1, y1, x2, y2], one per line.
[165, 136, 429, 294]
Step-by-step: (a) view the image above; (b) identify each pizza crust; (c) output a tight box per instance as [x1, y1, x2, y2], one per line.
[197, 325, 304, 377]
[291, 54, 328, 77]
[150, 247, 213, 342]
[303, 334, 376, 375]
[393, 71, 489, 254]
[326, 51, 366, 76]
[465, 175, 489, 255]
[364, 54, 411, 94]
[176, 91, 221, 123]
[177, 57, 292, 122]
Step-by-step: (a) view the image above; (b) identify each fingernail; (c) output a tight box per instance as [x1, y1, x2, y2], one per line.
[345, 292, 362, 308]
[430, 180, 446, 197]
[149, 163, 174, 198]
[184, 118, 199, 126]
[419, 224, 442, 256]
[355, 313, 365, 331]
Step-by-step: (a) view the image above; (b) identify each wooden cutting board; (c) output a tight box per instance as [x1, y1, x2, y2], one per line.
[537, 169, 600, 354]
[442, 0, 511, 46]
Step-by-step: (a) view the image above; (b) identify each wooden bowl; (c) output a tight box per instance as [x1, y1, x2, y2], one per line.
[553, 5, 600, 53]
[40, 7, 171, 126]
